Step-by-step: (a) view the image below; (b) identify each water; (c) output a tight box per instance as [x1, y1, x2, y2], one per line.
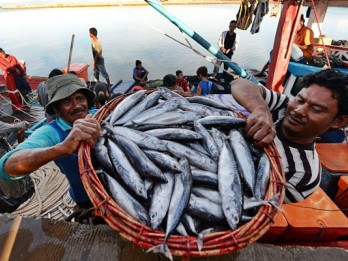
[0, 4, 347, 83]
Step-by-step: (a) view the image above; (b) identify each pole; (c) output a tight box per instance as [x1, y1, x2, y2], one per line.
[67, 34, 75, 73]
[145, 0, 260, 85]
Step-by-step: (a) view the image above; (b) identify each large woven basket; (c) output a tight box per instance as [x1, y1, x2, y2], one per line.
[78, 92, 285, 259]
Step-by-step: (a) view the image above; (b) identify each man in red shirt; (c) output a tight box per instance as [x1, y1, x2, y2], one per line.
[0, 48, 31, 109]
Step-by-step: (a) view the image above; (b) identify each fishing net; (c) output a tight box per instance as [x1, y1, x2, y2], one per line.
[79, 92, 285, 258]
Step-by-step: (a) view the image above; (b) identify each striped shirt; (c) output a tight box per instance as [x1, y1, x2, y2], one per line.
[263, 88, 321, 203]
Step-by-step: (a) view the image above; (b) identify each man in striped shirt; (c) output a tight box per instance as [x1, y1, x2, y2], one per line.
[231, 69, 348, 202]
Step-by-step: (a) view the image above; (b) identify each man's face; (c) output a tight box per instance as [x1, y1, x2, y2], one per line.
[229, 23, 237, 32]
[136, 64, 142, 70]
[282, 84, 340, 143]
[56, 91, 89, 125]
[177, 73, 184, 81]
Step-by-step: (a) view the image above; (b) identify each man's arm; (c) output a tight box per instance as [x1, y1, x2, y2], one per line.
[230, 78, 276, 147]
[4, 115, 101, 177]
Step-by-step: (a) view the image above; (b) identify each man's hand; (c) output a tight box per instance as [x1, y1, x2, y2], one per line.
[244, 108, 276, 148]
[60, 115, 101, 154]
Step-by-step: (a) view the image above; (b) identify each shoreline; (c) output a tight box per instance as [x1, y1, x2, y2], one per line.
[1, 1, 242, 10]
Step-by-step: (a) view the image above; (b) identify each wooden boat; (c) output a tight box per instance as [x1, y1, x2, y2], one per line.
[0, 0, 348, 256]
[145, 0, 348, 252]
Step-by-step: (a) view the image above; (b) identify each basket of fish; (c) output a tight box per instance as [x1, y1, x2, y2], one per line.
[78, 88, 285, 260]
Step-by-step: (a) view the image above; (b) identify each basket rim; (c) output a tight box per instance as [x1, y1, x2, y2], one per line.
[78, 91, 286, 258]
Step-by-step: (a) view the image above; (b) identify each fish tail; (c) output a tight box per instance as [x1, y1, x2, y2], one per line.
[197, 227, 214, 252]
[146, 243, 172, 261]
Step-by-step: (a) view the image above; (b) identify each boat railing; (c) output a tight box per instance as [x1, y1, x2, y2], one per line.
[313, 43, 348, 67]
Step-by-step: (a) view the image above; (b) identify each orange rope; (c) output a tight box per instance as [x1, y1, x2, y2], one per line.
[310, 0, 331, 68]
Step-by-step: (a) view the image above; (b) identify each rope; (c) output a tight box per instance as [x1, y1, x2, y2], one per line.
[310, 0, 331, 68]
[0, 94, 39, 122]
[12, 161, 76, 221]
[115, 0, 236, 78]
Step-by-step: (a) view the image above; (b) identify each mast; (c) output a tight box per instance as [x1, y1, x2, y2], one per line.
[145, 0, 260, 85]
[266, 0, 303, 93]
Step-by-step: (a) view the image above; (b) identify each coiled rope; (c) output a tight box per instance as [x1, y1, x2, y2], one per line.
[12, 161, 76, 221]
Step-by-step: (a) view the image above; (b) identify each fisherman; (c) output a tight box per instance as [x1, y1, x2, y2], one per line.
[132, 60, 149, 86]
[0, 48, 32, 110]
[212, 20, 240, 82]
[0, 74, 101, 210]
[231, 69, 348, 202]
[94, 82, 110, 109]
[89, 27, 111, 90]
[293, 14, 314, 63]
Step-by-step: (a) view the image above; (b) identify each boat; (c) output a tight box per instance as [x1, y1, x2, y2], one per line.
[0, 0, 348, 258]
[143, 0, 348, 252]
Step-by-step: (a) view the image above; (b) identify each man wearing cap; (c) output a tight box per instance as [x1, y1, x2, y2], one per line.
[0, 74, 101, 208]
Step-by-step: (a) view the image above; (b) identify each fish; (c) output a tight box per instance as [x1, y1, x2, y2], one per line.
[196, 115, 246, 128]
[187, 193, 225, 223]
[192, 187, 222, 205]
[143, 150, 181, 173]
[110, 126, 168, 151]
[178, 102, 219, 117]
[145, 128, 203, 142]
[210, 127, 227, 154]
[124, 97, 180, 126]
[109, 90, 147, 125]
[91, 136, 115, 177]
[164, 140, 217, 173]
[229, 129, 255, 197]
[114, 91, 161, 125]
[147, 158, 192, 261]
[186, 96, 230, 110]
[141, 111, 201, 126]
[193, 121, 219, 161]
[254, 152, 271, 200]
[111, 134, 167, 183]
[191, 169, 218, 190]
[218, 142, 243, 230]
[106, 137, 147, 201]
[149, 172, 175, 230]
[157, 87, 189, 104]
[98, 171, 150, 225]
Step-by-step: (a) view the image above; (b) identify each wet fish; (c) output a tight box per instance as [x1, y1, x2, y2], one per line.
[110, 126, 167, 151]
[147, 158, 192, 260]
[191, 169, 218, 189]
[98, 171, 149, 225]
[114, 91, 161, 125]
[164, 140, 217, 173]
[109, 90, 147, 125]
[145, 128, 203, 142]
[141, 111, 201, 126]
[186, 96, 230, 110]
[158, 87, 189, 104]
[254, 152, 271, 200]
[187, 194, 225, 223]
[218, 142, 243, 230]
[112, 134, 167, 183]
[92, 136, 115, 176]
[193, 121, 219, 161]
[143, 150, 181, 173]
[178, 102, 219, 117]
[192, 187, 222, 205]
[229, 129, 255, 197]
[106, 137, 147, 201]
[149, 172, 175, 230]
[196, 115, 246, 128]
[125, 97, 180, 126]
[210, 127, 227, 154]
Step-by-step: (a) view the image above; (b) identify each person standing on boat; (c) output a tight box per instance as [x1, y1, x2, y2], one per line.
[0, 48, 32, 110]
[0, 74, 101, 209]
[89, 27, 111, 90]
[231, 69, 348, 203]
[213, 20, 240, 82]
[293, 14, 314, 63]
